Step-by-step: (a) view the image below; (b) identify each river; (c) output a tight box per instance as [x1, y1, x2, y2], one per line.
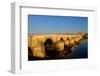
[71, 39, 88, 58]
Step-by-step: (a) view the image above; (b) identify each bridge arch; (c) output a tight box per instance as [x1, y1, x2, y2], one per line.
[44, 38, 60, 58]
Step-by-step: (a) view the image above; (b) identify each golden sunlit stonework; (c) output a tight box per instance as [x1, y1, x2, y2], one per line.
[28, 34, 84, 58]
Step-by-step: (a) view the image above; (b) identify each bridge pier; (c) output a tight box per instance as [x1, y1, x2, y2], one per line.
[28, 34, 83, 58]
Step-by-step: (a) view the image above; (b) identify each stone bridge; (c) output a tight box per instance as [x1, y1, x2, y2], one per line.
[28, 34, 83, 58]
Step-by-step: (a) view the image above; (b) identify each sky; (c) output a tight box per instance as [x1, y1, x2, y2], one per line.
[28, 15, 88, 34]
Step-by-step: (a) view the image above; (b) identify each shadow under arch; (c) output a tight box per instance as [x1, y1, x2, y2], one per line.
[60, 37, 64, 41]
[44, 38, 53, 45]
[44, 38, 60, 58]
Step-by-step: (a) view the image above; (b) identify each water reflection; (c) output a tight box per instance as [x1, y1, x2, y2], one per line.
[28, 38, 88, 60]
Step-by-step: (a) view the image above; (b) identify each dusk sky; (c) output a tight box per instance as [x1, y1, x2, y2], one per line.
[28, 15, 88, 34]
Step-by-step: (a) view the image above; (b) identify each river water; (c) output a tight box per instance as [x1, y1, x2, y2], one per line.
[28, 39, 88, 61]
[44, 39, 88, 59]
[71, 39, 88, 59]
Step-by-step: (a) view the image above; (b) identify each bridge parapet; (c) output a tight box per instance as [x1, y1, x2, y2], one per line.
[28, 34, 83, 57]
[29, 34, 82, 47]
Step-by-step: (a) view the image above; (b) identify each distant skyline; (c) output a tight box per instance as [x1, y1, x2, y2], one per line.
[28, 15, 88, 34]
